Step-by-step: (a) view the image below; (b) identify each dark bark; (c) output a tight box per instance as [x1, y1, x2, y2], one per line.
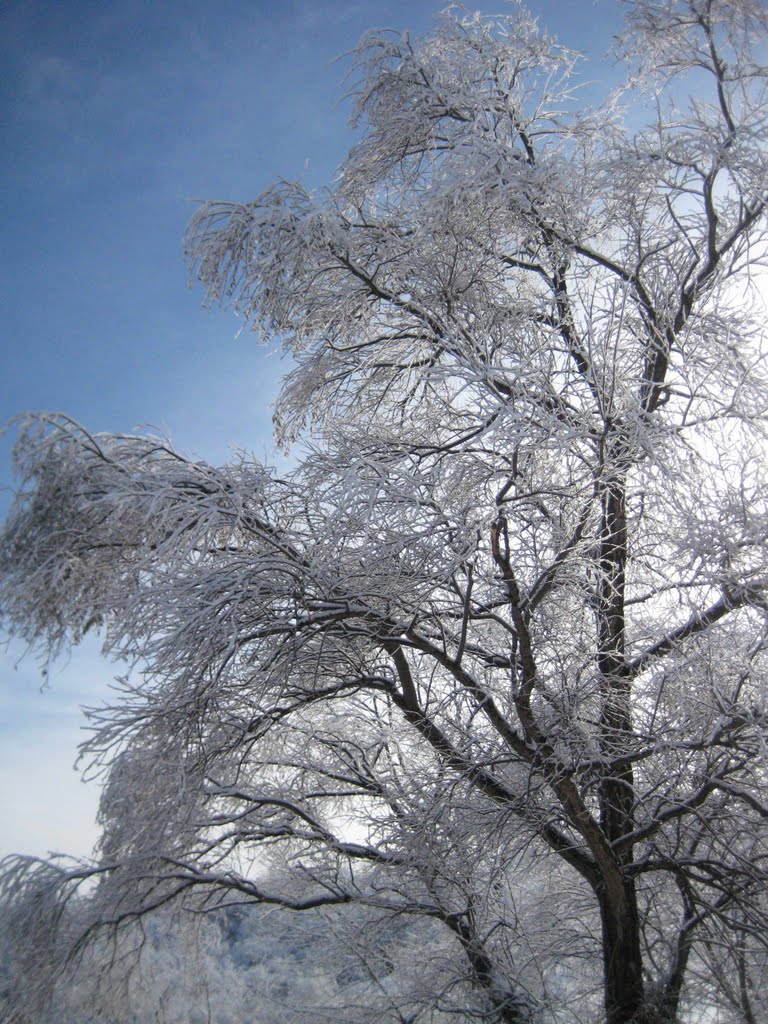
[596, 463, 645, 1023]
[598, 884, 645, 1024]
[445, 912, 534, 1024]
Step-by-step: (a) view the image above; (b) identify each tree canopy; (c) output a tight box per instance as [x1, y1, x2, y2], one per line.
[2, 2, 768, 1022]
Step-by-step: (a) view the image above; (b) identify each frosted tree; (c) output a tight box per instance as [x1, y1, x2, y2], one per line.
[2, 2, 768, 1022]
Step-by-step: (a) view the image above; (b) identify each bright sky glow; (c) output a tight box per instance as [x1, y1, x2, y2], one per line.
[1, 0, 623, 859]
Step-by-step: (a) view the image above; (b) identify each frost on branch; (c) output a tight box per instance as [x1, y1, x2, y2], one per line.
[4, 3, 768, 1023]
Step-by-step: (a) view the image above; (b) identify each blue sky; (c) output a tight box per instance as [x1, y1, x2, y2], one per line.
[1, 0, 623, 859]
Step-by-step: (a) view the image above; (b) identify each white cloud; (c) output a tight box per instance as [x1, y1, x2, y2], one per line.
[0, 719, 101, 859]
[0, 637, 111, 860]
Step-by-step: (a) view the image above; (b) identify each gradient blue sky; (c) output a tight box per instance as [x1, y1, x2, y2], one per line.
[1, 0, 623, 859]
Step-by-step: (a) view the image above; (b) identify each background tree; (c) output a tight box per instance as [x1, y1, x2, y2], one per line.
[2, 2, 768, 1022]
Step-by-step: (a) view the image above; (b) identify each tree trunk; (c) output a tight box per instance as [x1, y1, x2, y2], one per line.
[598, 882, 645, 1024]
[597, 464, 646, 1023]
